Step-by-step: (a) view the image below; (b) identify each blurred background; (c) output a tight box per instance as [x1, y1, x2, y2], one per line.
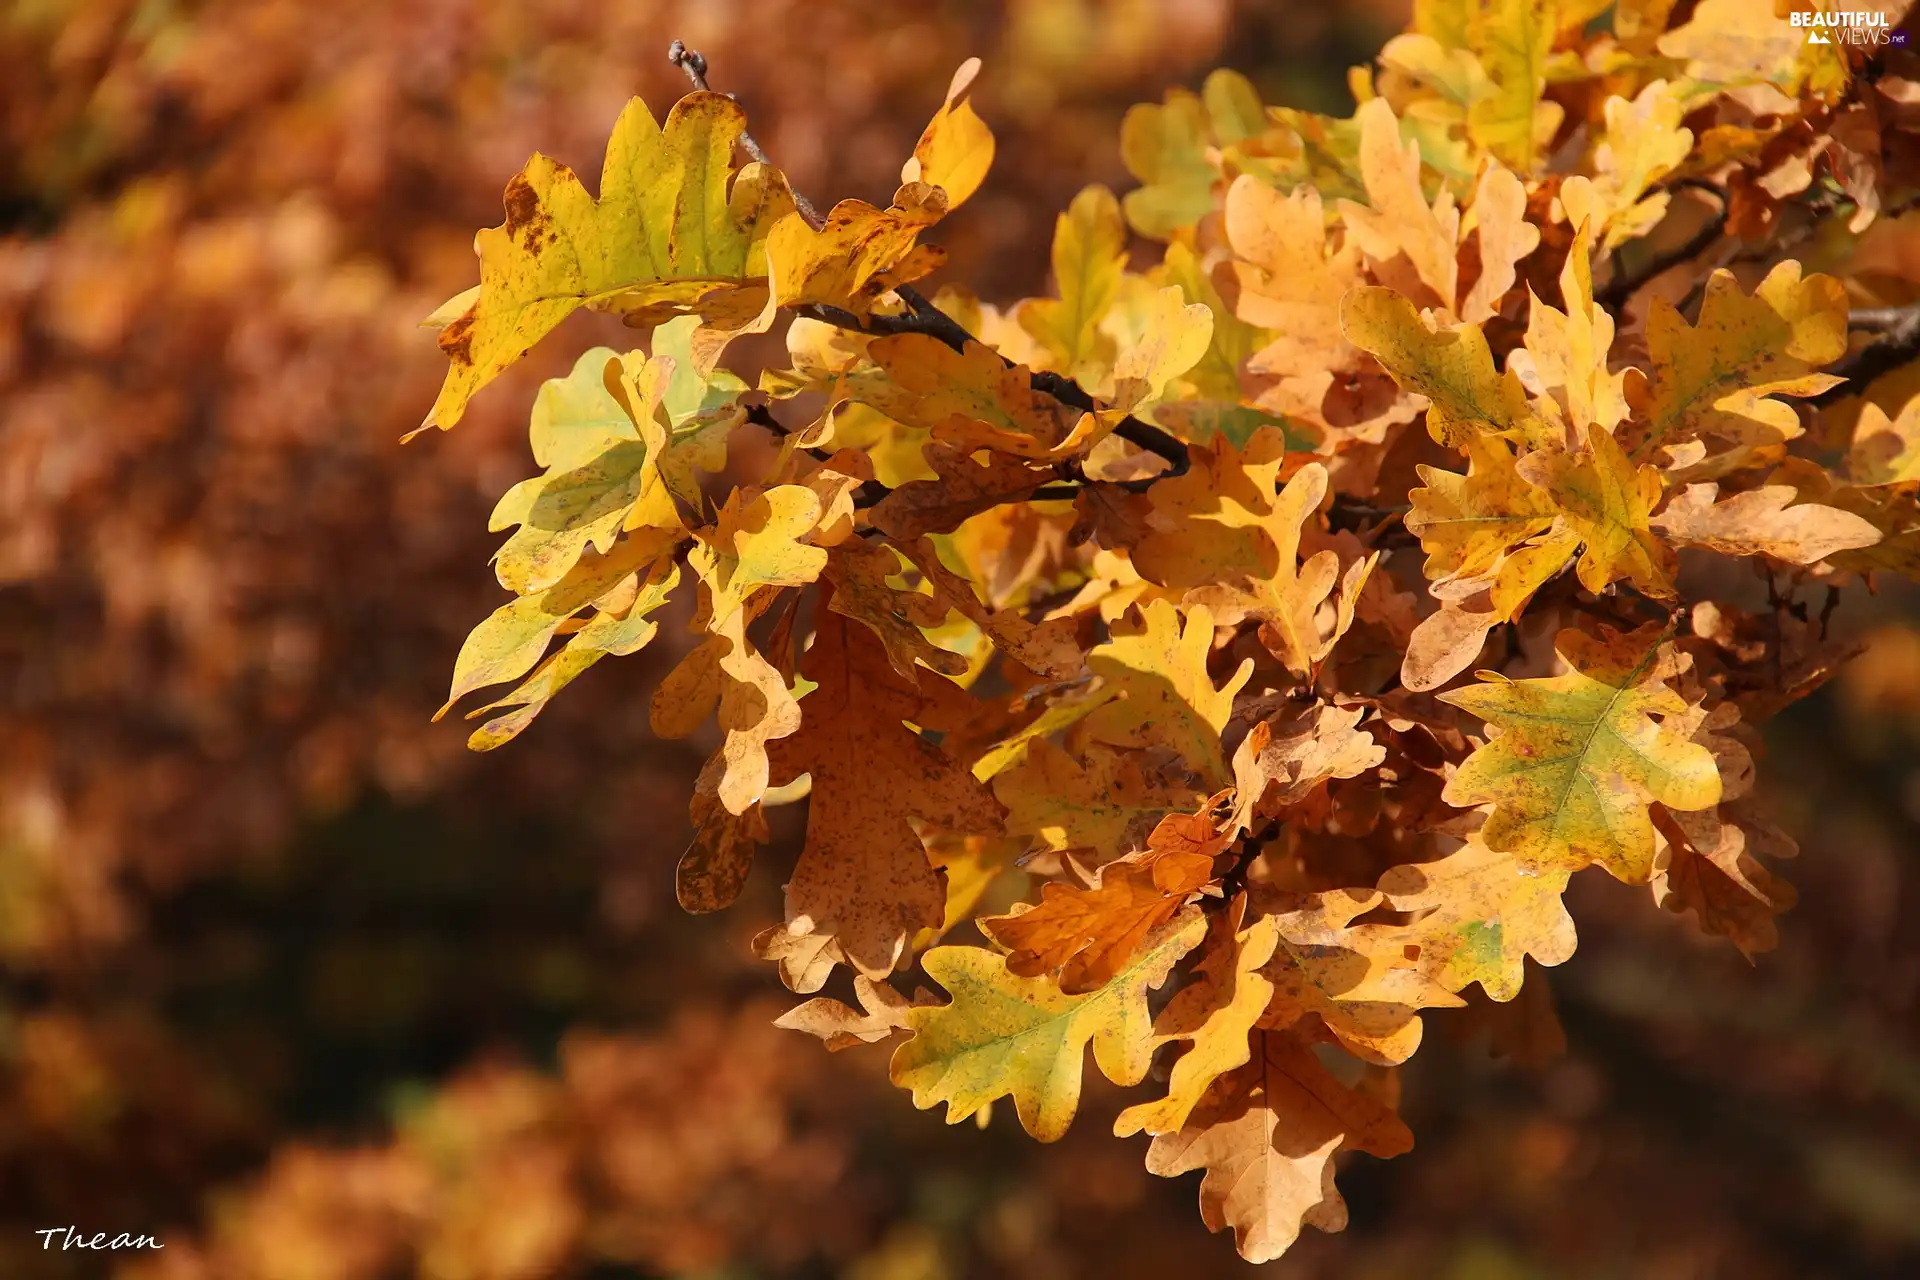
[2, 0, 1918, 1276]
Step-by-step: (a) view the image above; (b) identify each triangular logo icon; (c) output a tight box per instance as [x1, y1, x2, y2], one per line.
[1808, 30, 1830, 43]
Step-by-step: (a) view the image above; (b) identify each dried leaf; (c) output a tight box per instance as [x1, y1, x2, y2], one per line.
[1144, 1028, 1412, 1264]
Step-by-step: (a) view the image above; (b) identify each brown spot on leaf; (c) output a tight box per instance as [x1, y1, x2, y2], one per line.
[502, 174, 555, 252]
[438, 310, 475, 366]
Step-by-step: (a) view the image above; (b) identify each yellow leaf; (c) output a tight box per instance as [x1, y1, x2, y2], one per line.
[651, 596, 802, 814]
[1119, 88, 1215, 239]
[1460, 164, 1541, 323]
[1656, 0, 1847, 103]
[691, 484, 832, 626]
[1651, 483, 1883, 564]
[858, 334, 1086, 459]
[1636, 262, 1847, 468]
[427, 94, 793, 430]
[1516, 427, 1675, 597]
[1085, 600, 1254, 786]
[487, 349, 675, 595]
[1465, 0, 1563, 172]
[441, 528, 679, 719]
[764, 184, 949, 313]
[1155, 240, 1268, 401]
[1115, 906, 1279, 1137]
[1111, 284, 1215, 411]
[1222, 179, 1366, 386]
[1017, 185, 1128, 383]
[1143, 1028, 1412, 1263]
[1406, 434, 1559, 584]
[890, 911, 1206, 1141]
[1848, 394, 1920, 486]
[1228, 704, 1385, 834]
[900, 58, 995, 210]
[1342, 286, 1549, 449]
[1438, 627, 1723, 880]
[777, 974, 917, 1051]
[1262, 889, 1465, 1065]
[1512, 222, 1628, 437]
[915, 834, 1026, 951]
[464, 555, 681, 751]
[1353, 836, 1577, 1001]
[1339, 98, 1461, 308]
[1555, 80, 1693, 251]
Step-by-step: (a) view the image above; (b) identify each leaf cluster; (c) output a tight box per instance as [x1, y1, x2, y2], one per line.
[421, 9, 1920, 1261]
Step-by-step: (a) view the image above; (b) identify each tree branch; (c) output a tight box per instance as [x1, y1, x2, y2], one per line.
[1596, 180, 1729, 310]
[1812, 303, 1920, 406]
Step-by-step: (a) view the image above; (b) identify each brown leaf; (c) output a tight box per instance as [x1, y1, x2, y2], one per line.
[981, 806, 1226, 993]
[1144, 1027, 1412, 1264]
[764, 600, 1005, 982]
[1651, 482, 1882, 564]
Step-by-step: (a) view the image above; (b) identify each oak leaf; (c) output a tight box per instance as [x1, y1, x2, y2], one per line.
[1354, 836, 1577, 1001]
[1084, 599, 1255, 786]
[900, 58, 995, 210]
[981, 806, 1226, 993]
[1114, 905, 1280, 1137]
[1634, 262, 1847, 470]
[764, 605, 1005, 980]
[821, 540, 968, 680]
[486, 349, 678, 595]
[1460, 165, 1540, 322]
[426, 94, 792, 430]
[1342, 287, 1549, 449]
[776, 975, 917, 1051]
[1143, 1028, 1412, 1263]
[1556, 80, 1693, 250]
[764, 183, 950, 313]
[1651, 483, 1882, 564]
[992, 738, 1202, 865]
[1222, 179, 1366, 392]
[1260, 889, 1465, 1065]
[651, 596, 802, 815]
[890, 911, 1207, 1141]
[1439, 628, 1723, 880]
[1847, 394, 1920, 487]
[676, 750, 770, 914]
[1338, 98, 1461, 307]
[1228, 704, 1386, 835]
[1464, 0, 1562, 172]
[1511, 223, 1628, 437]
[1515, 428, 1676, 598]
[1017, 185, 1128, 384]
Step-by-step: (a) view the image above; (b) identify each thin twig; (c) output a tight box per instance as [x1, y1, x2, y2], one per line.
[1847, 306, 1920, 331]
[668, 40, 825, 230]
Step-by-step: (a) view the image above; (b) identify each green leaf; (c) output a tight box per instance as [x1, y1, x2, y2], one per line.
[890, 912, 1206, 1141]
[1438, 628, 1723, 880]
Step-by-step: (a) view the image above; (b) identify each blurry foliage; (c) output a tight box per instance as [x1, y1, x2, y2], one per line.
[0, 0, 1916, 1277]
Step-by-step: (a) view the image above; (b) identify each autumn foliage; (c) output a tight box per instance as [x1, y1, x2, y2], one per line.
[406, 1, 1907, 1264]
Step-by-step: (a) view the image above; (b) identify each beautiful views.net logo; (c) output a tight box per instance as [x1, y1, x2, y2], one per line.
[1790, 10, 1904, 45]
